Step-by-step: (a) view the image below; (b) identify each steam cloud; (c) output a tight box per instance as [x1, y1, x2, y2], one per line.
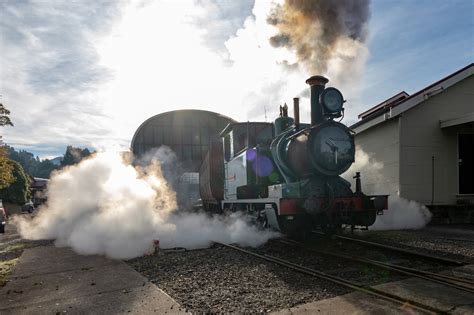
[342, 146, 432, 230]
[371, 198, 432, 231]
[267, 0, 370, 83]
[13, 148, 278, 259]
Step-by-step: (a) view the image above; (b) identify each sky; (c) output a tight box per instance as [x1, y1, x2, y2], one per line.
[0, 0, 472, 158]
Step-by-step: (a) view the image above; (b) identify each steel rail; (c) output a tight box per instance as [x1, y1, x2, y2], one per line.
[278, 239, 474, 293]
[378, 262, 474, 285]
[281, 237, 474, 287]
[444, 238, 474, 243]
[427, 273, 474, 284]
[215, 242, 446, 314]
[313, 232, 468, 266]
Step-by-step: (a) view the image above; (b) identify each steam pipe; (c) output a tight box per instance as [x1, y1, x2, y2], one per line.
[353, 172, 361, 195]
[293, 97, 300, 128]
[306, 75, 329, 126]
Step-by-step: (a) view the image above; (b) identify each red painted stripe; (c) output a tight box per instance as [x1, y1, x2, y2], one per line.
[280, 199, 298, 215]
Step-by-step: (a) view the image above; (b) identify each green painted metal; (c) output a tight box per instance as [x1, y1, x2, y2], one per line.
[274, 116, 294, 136]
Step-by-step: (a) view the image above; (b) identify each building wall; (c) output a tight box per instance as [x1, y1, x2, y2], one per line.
[399, 75, 474, 204]
[353, 118, 400, 197]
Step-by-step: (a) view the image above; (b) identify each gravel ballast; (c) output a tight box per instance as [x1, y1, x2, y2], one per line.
[128, 244, 350, 313]
[128, 225, 473, 313]
[351, 225, 474, 261]
[127, 240, 411, 313]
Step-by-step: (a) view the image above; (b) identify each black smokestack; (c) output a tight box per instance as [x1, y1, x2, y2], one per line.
[267, 0, 370, 77]
[306, 75, 328, 126]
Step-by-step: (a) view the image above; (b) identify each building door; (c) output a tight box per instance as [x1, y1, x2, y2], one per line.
[459, 134, 474, 194]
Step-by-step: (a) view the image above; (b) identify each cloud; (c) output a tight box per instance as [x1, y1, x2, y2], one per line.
[193, 0, 255, 61]
[3, 0, 468, 158]
[0, 0, 368, 157]
[352, 0, 473, 124]
[0, 0, 124, 156]
[1, 0, 122, 93]
[93, 0, 312, 130]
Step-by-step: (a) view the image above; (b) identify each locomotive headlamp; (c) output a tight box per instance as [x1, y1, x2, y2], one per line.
[320, 88, 344, 114]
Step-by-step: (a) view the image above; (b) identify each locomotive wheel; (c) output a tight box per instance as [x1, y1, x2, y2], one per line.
[255, 211, 269, 230]
[351, 210, 376, 227]
[317, 213, 341, 235]
[285, 215, 313, 240]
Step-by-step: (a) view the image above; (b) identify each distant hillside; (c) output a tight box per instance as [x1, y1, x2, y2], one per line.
[50, 156, 63, 166]
[6, 146, 91, 179]
[6, 146, 60, 179]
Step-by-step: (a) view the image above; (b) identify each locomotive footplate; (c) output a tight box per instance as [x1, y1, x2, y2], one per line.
[301, 195, 388, 214]
[281, 194, 389, 228]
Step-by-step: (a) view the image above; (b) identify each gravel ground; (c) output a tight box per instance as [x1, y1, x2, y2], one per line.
[254, 240, 409, 286]
[128, 244, 351, 313]
[127, 238, 419, 313]
[303, 236, 456, 277]
[127, 225, 474, 313]
[349, 225, 474, 262]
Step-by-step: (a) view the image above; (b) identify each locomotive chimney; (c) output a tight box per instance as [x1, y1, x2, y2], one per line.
[306, 75, 329, 126]
[293, 97, 300, 128]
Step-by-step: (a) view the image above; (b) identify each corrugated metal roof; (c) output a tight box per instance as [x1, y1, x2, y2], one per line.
[358, 91, 409, 119]
[131, 109, 236, 172]
[351, 63, 474, 133]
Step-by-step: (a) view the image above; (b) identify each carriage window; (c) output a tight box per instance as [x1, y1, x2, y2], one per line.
[236, 131, 246, 153]
[231, 126, 247, 155]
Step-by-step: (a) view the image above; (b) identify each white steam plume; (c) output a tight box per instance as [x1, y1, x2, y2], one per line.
[13, 148, 278, 259]
[342, 146, 432, 230]
[371, 198, 432, 230]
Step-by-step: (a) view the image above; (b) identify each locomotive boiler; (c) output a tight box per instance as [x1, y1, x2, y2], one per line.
[199, 76, 388, 236]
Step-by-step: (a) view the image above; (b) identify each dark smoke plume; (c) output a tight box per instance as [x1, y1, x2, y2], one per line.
[268, 0, 370, 76]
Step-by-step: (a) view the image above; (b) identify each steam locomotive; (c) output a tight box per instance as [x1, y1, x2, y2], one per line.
[199, 75, 388, 235]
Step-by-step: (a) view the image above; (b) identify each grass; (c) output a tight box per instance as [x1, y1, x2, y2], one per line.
[0, 241, 37, 287]
[0, 241, 33, 253]
[0, 258, 18, 287]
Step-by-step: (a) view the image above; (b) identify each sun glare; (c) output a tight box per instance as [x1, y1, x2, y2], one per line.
[93, 0, 308, 144]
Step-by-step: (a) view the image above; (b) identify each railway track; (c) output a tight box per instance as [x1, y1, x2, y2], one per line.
[215, 241, 447, 314]
[278, 238, 474, 293]
[444, 238, 474, 243]
[312, 231, 469, 266]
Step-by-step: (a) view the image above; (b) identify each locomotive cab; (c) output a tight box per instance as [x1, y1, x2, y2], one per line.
[220, 122, 279, 200]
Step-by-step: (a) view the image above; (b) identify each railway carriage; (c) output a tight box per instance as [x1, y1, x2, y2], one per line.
[199, 76, 388, 236]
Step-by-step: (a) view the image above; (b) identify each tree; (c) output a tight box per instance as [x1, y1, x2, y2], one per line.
[0, 160, 31, 204]
[7, 146, 38, 175]
[6, 146, 60, 179]
[0, 102, 13, 127]
[0, 104, 31, 204]
[60, 146, 91, 167]
[0, 102, 14, 188]
[36, 159, 58, 178]
[0, 147, 14, 189]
